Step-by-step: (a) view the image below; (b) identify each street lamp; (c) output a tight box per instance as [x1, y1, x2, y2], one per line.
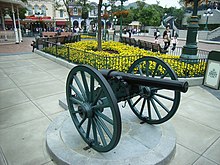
[160, 13, 167, 27]
[180, 0, 200, 62]
[101, 3, 111, 40]
[115, 0, 127, 39]
[113, 15, 118, 29]
[203, 8, 213, 31]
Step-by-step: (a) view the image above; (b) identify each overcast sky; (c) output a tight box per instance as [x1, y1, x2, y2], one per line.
[91, 0, 182, 8]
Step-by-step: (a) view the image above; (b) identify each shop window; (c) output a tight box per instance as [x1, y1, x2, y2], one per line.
[41, 5, 46, 16]
[60, 10, 64, 17]
[28, 5, 33, 15]
[74, 7, 78, 15]
[34, 5, 40, 15]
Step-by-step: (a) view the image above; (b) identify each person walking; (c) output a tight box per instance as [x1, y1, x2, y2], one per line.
[171, 31, 178, 51]
[163, 25, 171, 50]
[154, 28, 160, 44]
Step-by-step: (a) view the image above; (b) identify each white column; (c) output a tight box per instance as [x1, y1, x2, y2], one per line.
[17, 6, 23, 42]
[1, 10, 7, 41]
[11, 4, 19, 44]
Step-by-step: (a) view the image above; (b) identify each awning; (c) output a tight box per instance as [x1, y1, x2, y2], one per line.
[129, 21, 140, 26]
[56, 21, 67, 26]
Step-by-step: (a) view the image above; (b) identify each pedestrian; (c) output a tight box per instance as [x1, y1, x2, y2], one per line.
[154, 28, 160, 43]
[31, 41, 36, 52]
[163, 25, 171, 50]
[171, 35, 178, 51]
[128, 30, 131, 38]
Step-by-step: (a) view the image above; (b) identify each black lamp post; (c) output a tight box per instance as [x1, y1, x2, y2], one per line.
[102, 3, 111, 41]
[115, 0, 127, 39]
[203, 8, 213, 31]
[113, 15, 118, 29]
[180, 0, 200, 62]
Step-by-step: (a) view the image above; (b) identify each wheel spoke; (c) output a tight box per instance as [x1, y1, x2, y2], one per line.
[140, 98, 146, 116]
[92, 101, 110, 109]
[69, 96, 83, 105]
[152, 96, 169, 113]
[95, 116, 112, 139]
[70, 84, 84, 101]
[131, 96, 142, 107]
[94, 117, 107, 146]
[91, 118, 98, 145]
[152, 63, 159, 77]
[95, 111, 113, 125]
[145, 61, 150, 76]
[74, 75, 88, 101]
[160, 71, 169, 79]
[147, 99, 151, 120]
[90, 76, 94, 102]
[154, 93, 174, 101]
[78, 116, 87, 128]
[86, 118, 91, 138]
[137, 64, 143, 75]
[92, 88, 103, 106]
[81, 71, 90, 101]
[150, 98, 161, 119]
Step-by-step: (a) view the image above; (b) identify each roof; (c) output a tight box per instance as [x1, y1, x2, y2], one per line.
[0, 0, 26, 9]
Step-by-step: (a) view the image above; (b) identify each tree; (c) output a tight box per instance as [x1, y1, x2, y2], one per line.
[138, 5, 162, 26]
[62, 0, 72, 30]
[97, 0, 103, 51]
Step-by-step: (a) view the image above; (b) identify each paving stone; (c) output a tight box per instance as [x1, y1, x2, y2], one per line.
[34, 93, 65, 116]
[9, 70, 56, 86]
[0, 88, 29, 109]
[0, 102, 45, 129]
[20, 80, 65, 100]
[0, 76, 17, 91]
[170, 115, 219, 155]
[0, 117, 51, 165]
[193, 156, 219, 165]
[203, 138, 220, 164]
[169, 144, 199, 165]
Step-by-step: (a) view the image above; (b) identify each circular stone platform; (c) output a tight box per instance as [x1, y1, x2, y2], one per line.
[46, 110, 176, 165]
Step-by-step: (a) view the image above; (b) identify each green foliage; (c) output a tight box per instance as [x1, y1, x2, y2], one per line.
[138, 6, 162, 26]
[8, 8, 27, 20]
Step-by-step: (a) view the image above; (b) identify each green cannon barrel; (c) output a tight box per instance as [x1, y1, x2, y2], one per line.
[100, 69, 188, 93]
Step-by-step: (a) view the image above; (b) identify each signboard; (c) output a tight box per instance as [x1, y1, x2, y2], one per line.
[204, 60, 220, 89]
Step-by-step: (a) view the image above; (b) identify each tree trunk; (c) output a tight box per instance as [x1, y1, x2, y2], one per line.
[97, 1, 102, 51]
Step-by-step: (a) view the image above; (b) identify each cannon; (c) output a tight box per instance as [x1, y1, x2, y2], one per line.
[66, 56, 188, 152]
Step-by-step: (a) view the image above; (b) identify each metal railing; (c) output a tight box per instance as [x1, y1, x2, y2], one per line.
[41, 40, 208, 78]
[167, 46, 209, 59]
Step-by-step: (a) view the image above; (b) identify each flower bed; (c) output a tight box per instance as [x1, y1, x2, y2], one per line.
[42, 40, 207, 78]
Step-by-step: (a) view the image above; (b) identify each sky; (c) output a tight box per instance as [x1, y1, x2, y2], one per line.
[91, 0, 182, 9]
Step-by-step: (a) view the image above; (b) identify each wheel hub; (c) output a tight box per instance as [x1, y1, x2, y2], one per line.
[142, 86, 153, 98]
[78, 103, 93, 118]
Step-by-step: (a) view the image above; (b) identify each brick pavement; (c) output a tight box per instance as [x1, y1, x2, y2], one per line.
[0, 37, 34, 54]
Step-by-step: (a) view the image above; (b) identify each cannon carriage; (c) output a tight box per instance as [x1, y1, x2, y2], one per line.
[66, 56, 188, 152]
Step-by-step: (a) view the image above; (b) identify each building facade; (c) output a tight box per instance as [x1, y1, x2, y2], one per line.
[23, 0, 69, 33]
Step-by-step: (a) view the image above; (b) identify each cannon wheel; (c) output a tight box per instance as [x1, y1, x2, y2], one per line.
[127, 56, 181, 124]
[66, 65, 121, 152]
